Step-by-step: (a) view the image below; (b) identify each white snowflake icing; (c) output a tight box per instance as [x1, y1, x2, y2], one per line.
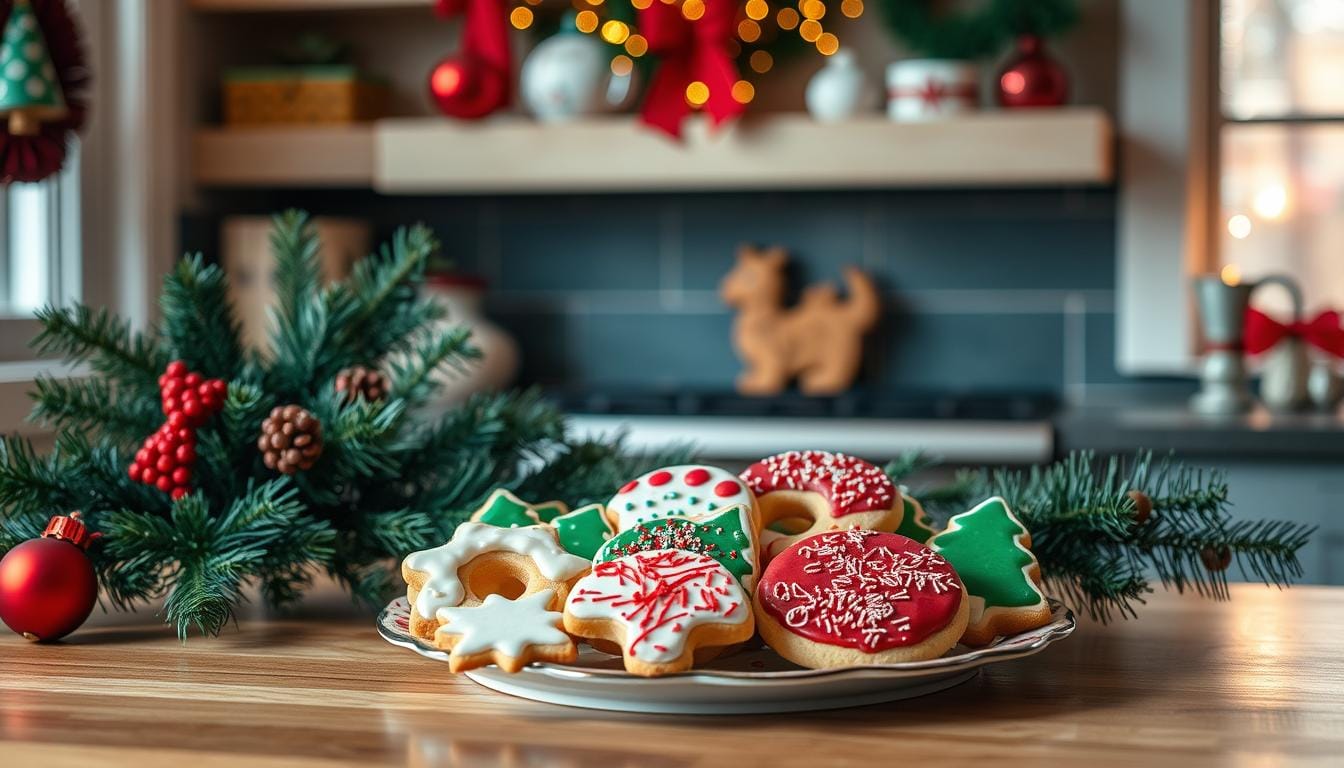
[770, 529, 958, 648]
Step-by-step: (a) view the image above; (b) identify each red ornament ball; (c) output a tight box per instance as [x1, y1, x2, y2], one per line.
[0, 513, 99, 641]
[428, 56, 508, 120]
[997, 35, 1069, 109]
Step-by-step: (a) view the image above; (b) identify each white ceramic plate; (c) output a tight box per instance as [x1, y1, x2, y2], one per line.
[377, 597, 1076, 714]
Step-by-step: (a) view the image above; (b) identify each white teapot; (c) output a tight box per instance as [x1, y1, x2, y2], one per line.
[520, 24, 635, 122]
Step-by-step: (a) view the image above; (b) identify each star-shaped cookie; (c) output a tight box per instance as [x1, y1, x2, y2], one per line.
[434, 589, 576, 673]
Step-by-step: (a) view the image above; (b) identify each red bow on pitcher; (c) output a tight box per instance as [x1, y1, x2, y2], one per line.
[1244, 308, 1344, 357]
[638, 0, 743, 139]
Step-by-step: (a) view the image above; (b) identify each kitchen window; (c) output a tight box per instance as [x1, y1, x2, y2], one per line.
[0, 155, 81, 357]
[1219, 0, 1344, 318]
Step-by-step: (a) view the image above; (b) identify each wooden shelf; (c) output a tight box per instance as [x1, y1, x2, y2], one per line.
[193, 109, 1114, 192]
[195, 125, 375, 187]
[190, 0, 429, 11]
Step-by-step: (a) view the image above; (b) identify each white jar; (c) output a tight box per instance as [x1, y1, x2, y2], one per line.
[886, 59, 979, 121]
[805, 49, 871, 122]
[421, 275, 518, 408]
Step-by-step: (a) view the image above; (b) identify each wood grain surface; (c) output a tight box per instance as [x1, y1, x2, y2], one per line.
[2, 584, 1341, 767]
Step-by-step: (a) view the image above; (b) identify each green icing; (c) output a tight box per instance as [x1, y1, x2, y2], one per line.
[595, 505, 756, 588]
[552, 504, 614, 559]
[473, 489, 540, 528]
[531, 501, 567, 523]
[893, 496, 938, 544]
[929, 497, 1044, 608]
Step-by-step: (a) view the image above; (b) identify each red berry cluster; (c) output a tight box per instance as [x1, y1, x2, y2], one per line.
[127, 361, 228, 501]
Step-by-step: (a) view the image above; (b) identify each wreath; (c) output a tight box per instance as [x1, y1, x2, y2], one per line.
[878, 0, 1078, 60]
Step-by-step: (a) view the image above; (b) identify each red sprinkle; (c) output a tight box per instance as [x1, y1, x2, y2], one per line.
[684, 468, 711, 486]
[648, 471, 673, 486]
[619, 479, 638, 494]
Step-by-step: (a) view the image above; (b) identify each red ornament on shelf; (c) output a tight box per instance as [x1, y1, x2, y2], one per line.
[0, 511, 100, 641]
[128, 360, 227, 501]
[996, 35, 1069, 109]
[428, 0, 511, 120]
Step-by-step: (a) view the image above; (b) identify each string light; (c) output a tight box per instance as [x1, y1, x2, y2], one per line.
[626, 34, 648, 56]
[816, 31, 838, 55]
[1221, 263, 1243, 286]
[1227, 215, 1252, 240]
[602, 19, 631, 45]
[611, 54, 634, 77]
[738, 19, 761, 42]
[631, 0, 652, 6]
[801, 0, 826, 20]
[799, 18, 822, 42]
[1252, 184, 1288, 220]
[575, 9, 599, 33]
[685, 81, 710, 107]
[749, 50, 774, 73]
[682, 0, 705, 20]
[731, 80, 755, 104]
[509, 6, 533, 29]
[777, 7, 800, 29]
[840, 0, 862, 17]
[745, 0, 769, 20]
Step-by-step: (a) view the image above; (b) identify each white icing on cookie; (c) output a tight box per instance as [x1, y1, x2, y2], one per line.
[607, 464, 754, 531]
[565, 550, 749, 664]
[435, 589, 570, 660]
[403, 522, 589, 620]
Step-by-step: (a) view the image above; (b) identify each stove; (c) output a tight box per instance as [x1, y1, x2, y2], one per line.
[548, 389, 1057, 422]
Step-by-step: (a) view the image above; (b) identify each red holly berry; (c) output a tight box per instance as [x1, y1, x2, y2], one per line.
[155, 476, 173, 492]
[182, 399, 202, 422]
[172, 467, 190, 485]
[184, 373, 201, 387]
[175, 444, 196, 464]
[168, 411, 188, 430]
[128, 462, 142, 480]
[155, 455, 174, 473]
[170, 487, 187, 501]
[135, 448, 150, 465]
[166, 361, 186, 378]
[141, 467, 158, 485]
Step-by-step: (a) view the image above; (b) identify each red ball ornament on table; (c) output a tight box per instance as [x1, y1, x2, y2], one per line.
[0, 511, 99, 641]
[996, 35, 1069, 109]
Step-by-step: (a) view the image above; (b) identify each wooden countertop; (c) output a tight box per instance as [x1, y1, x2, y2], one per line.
[3, 584, 1341, 767]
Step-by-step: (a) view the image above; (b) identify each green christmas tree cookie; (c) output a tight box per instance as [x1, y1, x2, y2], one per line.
[470, 488, 542, 528]
[530, 500, 567, 524]
[0, 0, 66, 136]
[550, 503, 614, 559]
[892, 494, 938, 544]
[595, 505, 757, 590]
[928, 496, 1052, 647]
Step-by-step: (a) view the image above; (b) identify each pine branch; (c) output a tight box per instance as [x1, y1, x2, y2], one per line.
[882, 450, 938, 487]
[336, 224, 440, 364]
[31, 304, 168, 400]
[29, 375, 161, 444]
[516, 436, 697, 509]
[160, 254, 244, 380]
[0, 434, 75, 519]
[385, 325, 480, 408]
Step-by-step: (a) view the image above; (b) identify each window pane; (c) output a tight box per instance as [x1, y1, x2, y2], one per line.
[1220, 123, 1344, 317]
[1222, 0, 1344, 118]
[6, 182, 52, 314]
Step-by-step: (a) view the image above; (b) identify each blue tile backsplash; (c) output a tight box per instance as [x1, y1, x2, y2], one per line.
[185, 186, 1122, 398]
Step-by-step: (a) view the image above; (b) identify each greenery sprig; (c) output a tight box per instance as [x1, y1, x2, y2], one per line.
[891, 451, 1314, 622]
[878, 0, 1079, 60]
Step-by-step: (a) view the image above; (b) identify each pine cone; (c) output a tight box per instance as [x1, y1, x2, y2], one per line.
[258, 405, 323, 474]
[334, 365, 387, 404]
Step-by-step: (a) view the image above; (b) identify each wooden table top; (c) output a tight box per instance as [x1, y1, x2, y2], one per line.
[2, 583, 1341, 767]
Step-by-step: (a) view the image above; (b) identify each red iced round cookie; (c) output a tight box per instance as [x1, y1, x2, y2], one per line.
[741, 450, 904, 561]
[753, 529, 969, 667]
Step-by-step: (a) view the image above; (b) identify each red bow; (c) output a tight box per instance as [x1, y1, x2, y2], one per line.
[434, 0, 511, 102]
[638, 0, 743, 139]
[1245, 308, 1344, 357]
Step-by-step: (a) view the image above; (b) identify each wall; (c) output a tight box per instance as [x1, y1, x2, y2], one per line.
[186, 185, 1124, 400]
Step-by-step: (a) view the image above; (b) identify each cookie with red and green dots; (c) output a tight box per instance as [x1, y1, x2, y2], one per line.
[605, 464, 756, 532]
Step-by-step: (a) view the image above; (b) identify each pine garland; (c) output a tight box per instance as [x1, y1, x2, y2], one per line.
[893, 451, 1314, 622]
[0, 210, 684, 638]
[878, 0, 1079, 60]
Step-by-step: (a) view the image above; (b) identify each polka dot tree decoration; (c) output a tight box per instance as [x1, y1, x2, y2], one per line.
[0, 0, 65, 136]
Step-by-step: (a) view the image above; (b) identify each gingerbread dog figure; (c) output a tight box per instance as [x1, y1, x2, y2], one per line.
[719, 245, 879, 396]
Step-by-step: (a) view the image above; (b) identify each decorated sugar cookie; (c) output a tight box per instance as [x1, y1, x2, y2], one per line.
[550, 503, 615, 559]
[564, 550, 754, 677]
[928, 497, 1053, 647]
[401, 522, 589, 640]
[434, 589, 577, 673]
[893, 493, 939, 544]
[606, 464, 756, 532]
[754, 529, 969, 667]
[470, 488, 569, 528]
[740, 450, 902, 561]
[595, 504, 758, 590]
